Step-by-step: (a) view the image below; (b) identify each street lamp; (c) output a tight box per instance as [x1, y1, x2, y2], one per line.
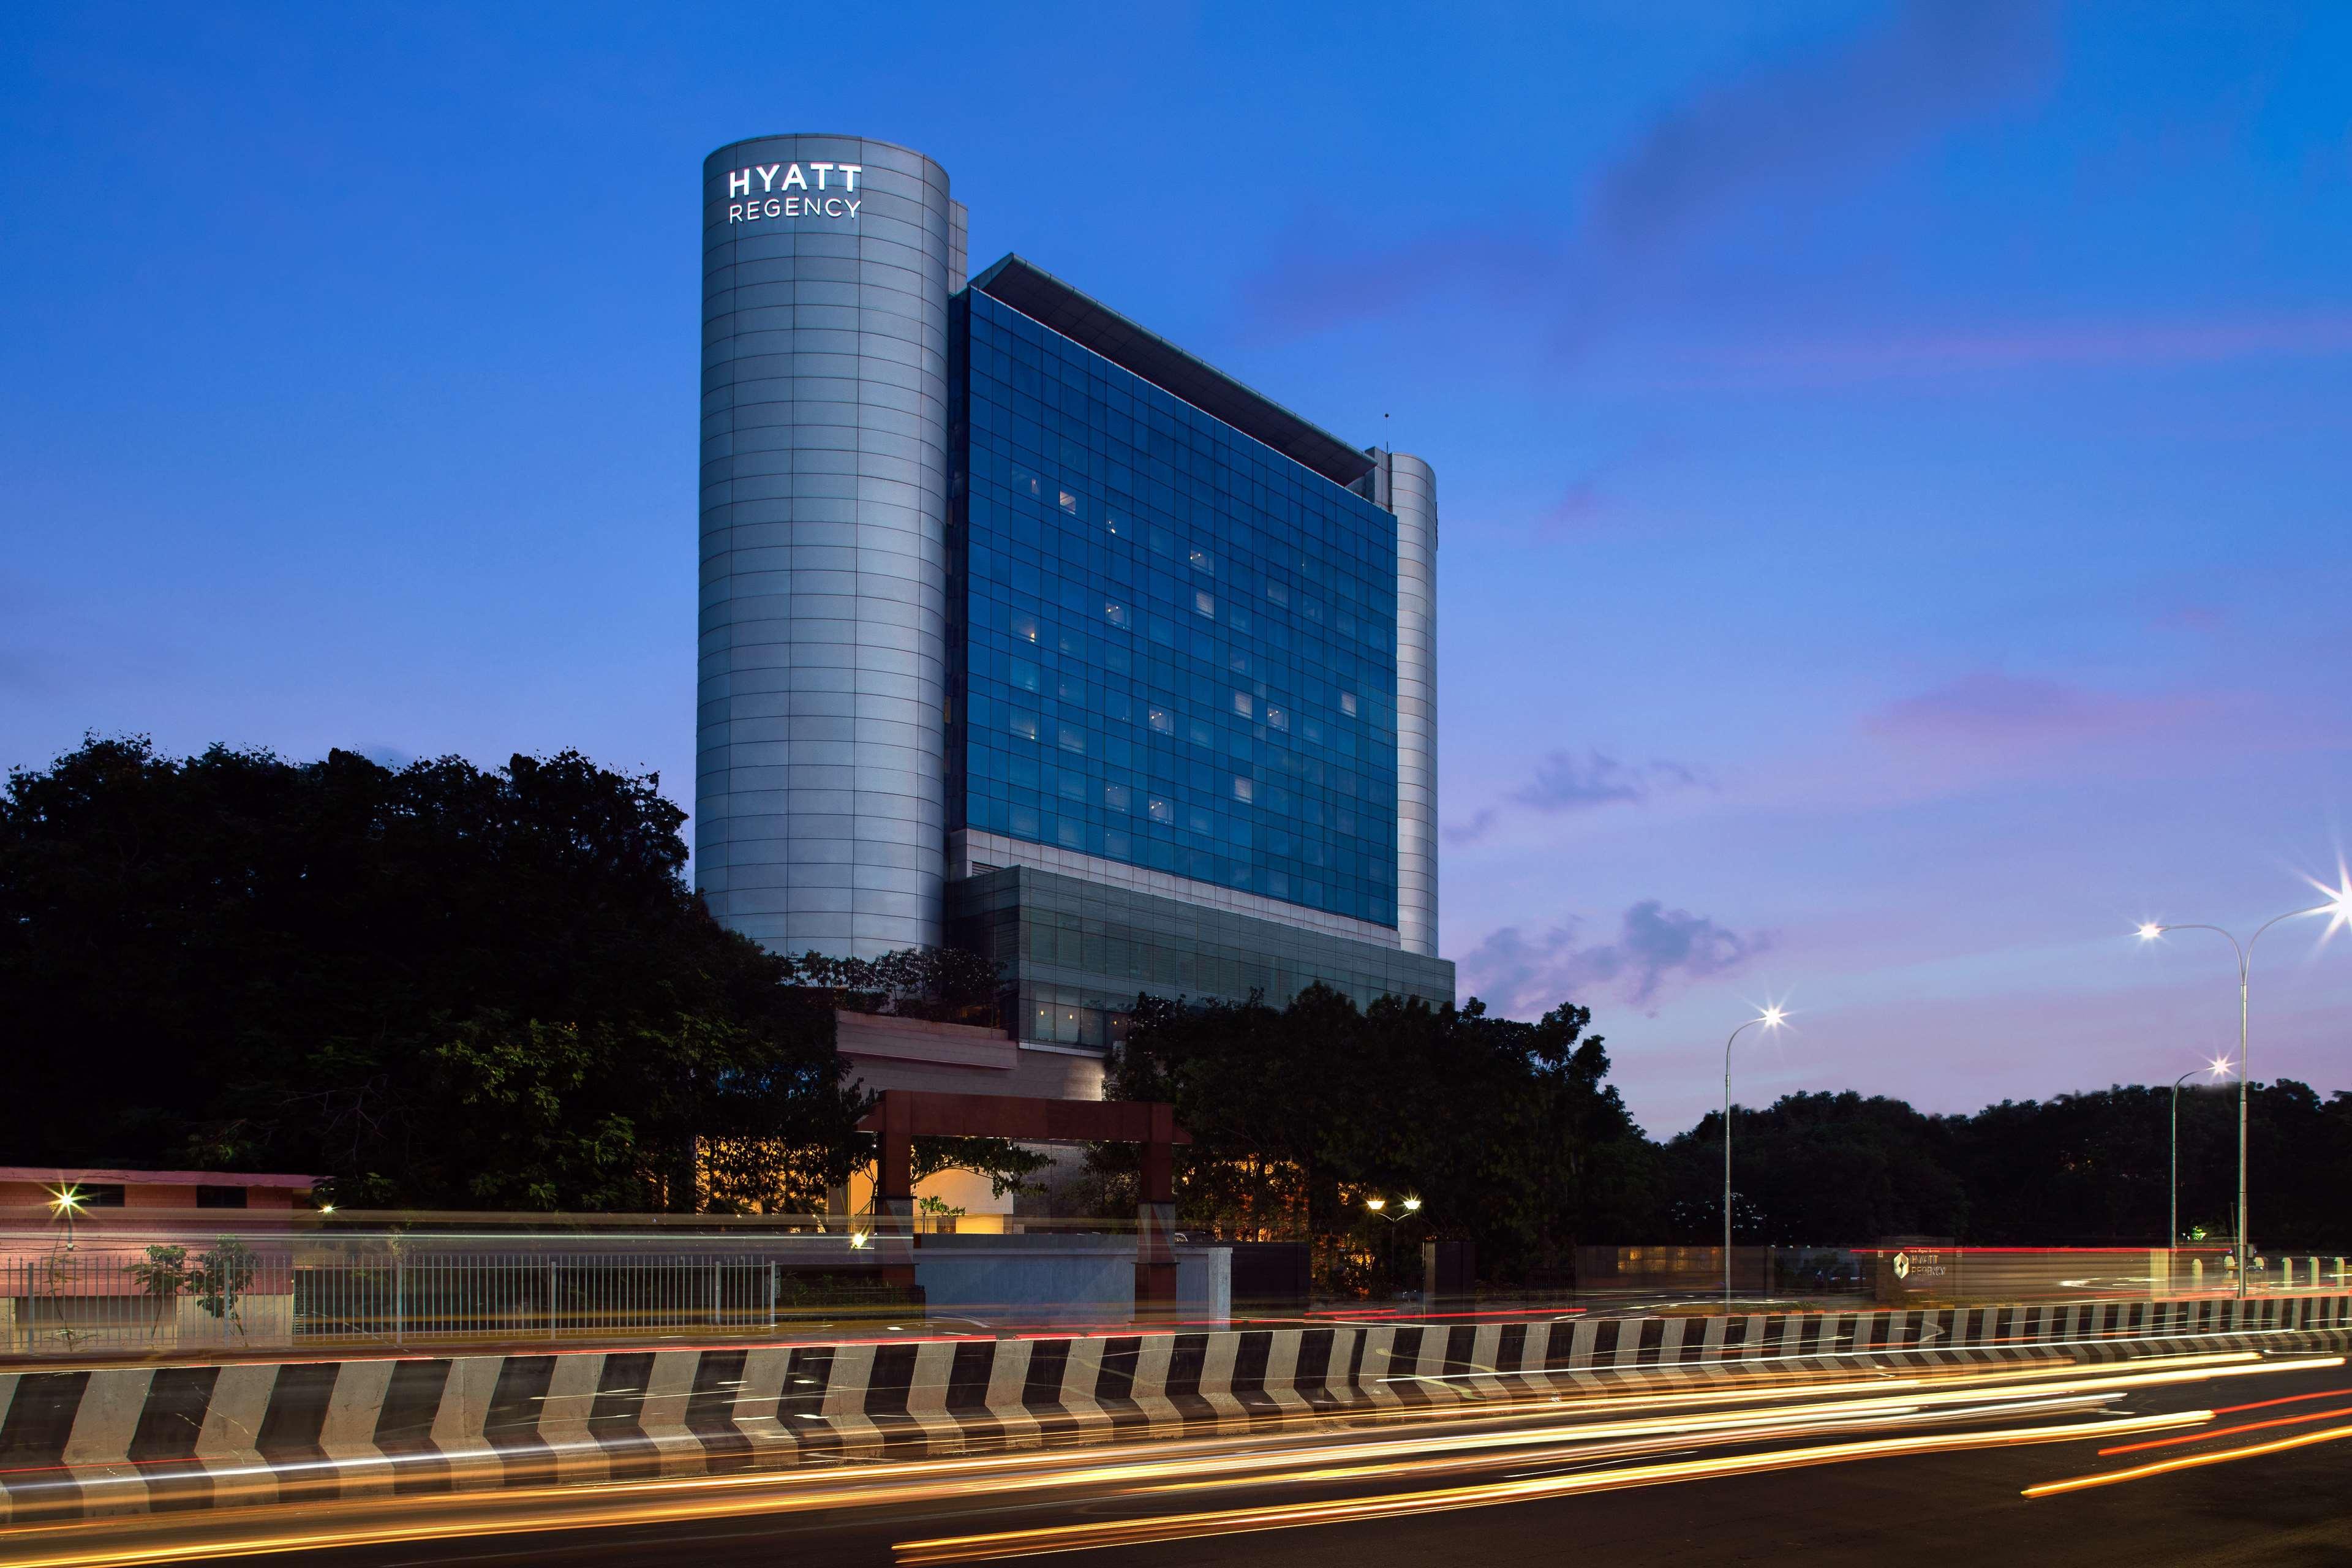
[2170, 1056, 2233, 1252]
[1723, 1006, 1789, 1305]
[47, 1184, 85, 1251]
[1361, 1196, 1423, 1301]
[2138, 870, 2352, 1297]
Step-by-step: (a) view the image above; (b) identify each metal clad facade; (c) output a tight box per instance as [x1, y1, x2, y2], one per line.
[698, 135, 956, 957]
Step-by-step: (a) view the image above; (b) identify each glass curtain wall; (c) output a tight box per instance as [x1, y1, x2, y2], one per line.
[950, 292, 1402, 929]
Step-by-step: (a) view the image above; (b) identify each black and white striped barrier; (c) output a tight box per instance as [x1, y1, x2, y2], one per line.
[2, 1292, 2343, 1523]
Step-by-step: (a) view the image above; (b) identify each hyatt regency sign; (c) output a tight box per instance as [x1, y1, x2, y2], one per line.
[725, 162, 863, 222]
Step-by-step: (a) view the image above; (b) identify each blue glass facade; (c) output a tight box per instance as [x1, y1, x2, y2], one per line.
[949, 290, 1401, 929]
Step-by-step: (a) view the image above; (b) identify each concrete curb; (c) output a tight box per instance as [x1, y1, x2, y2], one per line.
[2, 1292, 2343, 1522]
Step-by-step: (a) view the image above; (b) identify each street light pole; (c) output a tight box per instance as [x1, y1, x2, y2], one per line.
[2170, 1058, 2231, 1251]
[2139, 875, 2351, 1300]
[1723, 1008, 1787, 1306]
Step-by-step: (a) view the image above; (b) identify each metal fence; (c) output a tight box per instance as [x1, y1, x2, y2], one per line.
[1, 1230, 919, 1358]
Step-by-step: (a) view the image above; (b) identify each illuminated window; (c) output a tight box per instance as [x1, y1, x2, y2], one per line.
[1340, 691, 1359, 717]
[1009, 710, 1039, 742]
[1105, 783, 1132, 812]
[1232, 691, 1254, 718]
[1012, 614, 1040, 644]
[1058, 489, 1080, 514]
[1147, 706, 1174, 733]
[1057, 723, 1086, 753]
[1193, 590, 1215, 618]
[1147, 796, 1174, 824]
[1010, 657, 1039, 693]
[1265, 705, 1288, 731]
[1188, 547, 1215, 575]
[1105, 599, 1130, 628]
[1233, 776, 1254, 804]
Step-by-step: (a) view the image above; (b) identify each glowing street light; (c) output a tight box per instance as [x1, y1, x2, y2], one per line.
[2136, 868, 2352, 1297]
[2169, 1056, 2233, 1252]
[1723, 1006, 1790, 1305]
[47, 1184, 85, 1251]
[1362, 1196, 1423, 1223]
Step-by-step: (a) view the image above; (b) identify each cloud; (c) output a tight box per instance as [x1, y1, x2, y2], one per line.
[1449, 750, 1709, 845]
[1515, 750, 1653, 811]
[1235, 0, 2052, 343]
[1237, 229, 1558, 343]
[1864, 673, 2198, 754]
[1465, 900, 1772, 1018]
[1442, 807, 1499, 846]
[1592, 0, 2052, 254]
[1659, 311, 2352, 387]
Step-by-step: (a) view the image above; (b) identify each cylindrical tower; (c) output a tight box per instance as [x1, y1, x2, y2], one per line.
[1387, 453, 1441, 957]
[696, 135, 955, 959]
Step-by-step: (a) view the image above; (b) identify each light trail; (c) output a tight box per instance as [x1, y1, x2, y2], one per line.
[2206, 1384, 2352, 1416]
[891, 1409, 2207, 1564]
[1, 1354, 2329, 1568]
[2026, 1420, 2352, 1498]
[2096, 1404, 2352, 1457]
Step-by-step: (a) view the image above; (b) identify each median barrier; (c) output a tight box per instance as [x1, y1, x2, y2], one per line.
[2, 1291, 2346, 1524]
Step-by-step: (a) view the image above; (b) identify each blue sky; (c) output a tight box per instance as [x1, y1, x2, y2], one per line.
[4, 2, 2349, 1133]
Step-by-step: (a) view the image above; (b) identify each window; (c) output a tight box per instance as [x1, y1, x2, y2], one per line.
[1009, 710, 1039, 742]
[75, 1184, 126, 1208]
[1188, 547, 1215, 575]
[1265, 705, 1289, 731]
[1147, 796, 1174, 824]
[1057, 723, 1086, 754]
[1232, 691, 1254, 718]
[1193, 590, 1215, 619]
[1012, 613, 1040, 644]
[1058, 489, 1080, 514]
[1147, 705, 1174, 734]
[1104, 782, 1133, 812]
[1010, 657, 1039, 693]
[196, 1185, 247, 1209]
[1340, 691, 1359, 717]
[1104, 599, 1129, 628]
[1233, 776, 1254, 804]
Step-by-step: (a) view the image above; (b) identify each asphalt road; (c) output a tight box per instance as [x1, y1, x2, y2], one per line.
[11, 1353, 2350, 1567]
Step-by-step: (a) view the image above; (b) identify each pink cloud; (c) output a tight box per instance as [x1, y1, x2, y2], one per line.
[1674, 312, 2352, 386]
[1864, 672, 2201, 754]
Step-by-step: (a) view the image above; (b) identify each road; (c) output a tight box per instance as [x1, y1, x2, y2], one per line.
[6, 1349, 2348, 1567]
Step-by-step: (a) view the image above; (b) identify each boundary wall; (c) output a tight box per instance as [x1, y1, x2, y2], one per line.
[3, 1292, 2346, 1524]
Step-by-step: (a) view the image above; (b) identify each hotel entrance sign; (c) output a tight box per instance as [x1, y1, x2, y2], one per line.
[725, 161, 864, 222]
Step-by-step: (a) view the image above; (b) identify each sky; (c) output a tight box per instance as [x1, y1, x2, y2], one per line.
[4, 1, 2350, 1135]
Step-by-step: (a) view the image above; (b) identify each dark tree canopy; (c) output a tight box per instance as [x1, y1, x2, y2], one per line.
[0, 736, 864, 1210]
[1102, 985, 1657, 1289]
[1655, 1080, 2352, 1251]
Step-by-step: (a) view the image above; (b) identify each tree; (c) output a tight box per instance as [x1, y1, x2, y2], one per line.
[0, 736, 864, 1210]
[1101, 985, 1656, 1292]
